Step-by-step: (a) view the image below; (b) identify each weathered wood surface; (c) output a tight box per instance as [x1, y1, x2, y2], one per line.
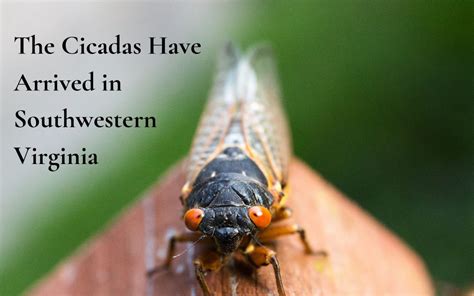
[28, 160, 434, 295]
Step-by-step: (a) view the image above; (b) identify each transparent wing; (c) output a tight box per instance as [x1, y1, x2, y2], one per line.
[241, 45, 291, 186]
[185, 43, 241, 183]
[185, 43, 291, 188]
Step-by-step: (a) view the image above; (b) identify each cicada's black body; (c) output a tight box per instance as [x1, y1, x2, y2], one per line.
[184, 147, 273, 254]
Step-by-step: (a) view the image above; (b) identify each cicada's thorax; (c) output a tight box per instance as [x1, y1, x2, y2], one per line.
[185, 147, 273, 210]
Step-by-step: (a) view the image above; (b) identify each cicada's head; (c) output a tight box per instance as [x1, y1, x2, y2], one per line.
[183, 174, 274, 254]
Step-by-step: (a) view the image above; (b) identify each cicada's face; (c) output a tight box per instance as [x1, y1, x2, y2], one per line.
[200, 207, 252, 254]
[184, 197, 271, 254]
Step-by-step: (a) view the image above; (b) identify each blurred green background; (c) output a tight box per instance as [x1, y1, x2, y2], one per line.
[2, 1, 472, 295]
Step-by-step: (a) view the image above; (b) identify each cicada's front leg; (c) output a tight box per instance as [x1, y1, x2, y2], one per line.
[194, 250, 225, 296]
[245, 245, 286, 296]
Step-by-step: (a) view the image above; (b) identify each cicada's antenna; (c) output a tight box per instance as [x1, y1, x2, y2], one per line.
[250, 233, 265, 248]
[171, 234, 207, 260]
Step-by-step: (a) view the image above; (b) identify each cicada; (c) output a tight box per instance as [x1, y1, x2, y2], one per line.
[156, 44, 316, 296]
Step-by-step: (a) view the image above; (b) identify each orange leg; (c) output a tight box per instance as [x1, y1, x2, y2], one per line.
[194, 250, 225, 296]
[272, 206, 293, 222]
[258, 224, 318, 254]
[268, 206, 327, 256]
[246, 245, 286, 296]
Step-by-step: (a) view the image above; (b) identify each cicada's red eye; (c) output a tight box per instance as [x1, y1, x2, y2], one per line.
[184, 208, 205, 231]
[248, 206, 272, 229]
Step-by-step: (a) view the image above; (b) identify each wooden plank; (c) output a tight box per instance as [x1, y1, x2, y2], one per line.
[28, 160, 434, 295]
